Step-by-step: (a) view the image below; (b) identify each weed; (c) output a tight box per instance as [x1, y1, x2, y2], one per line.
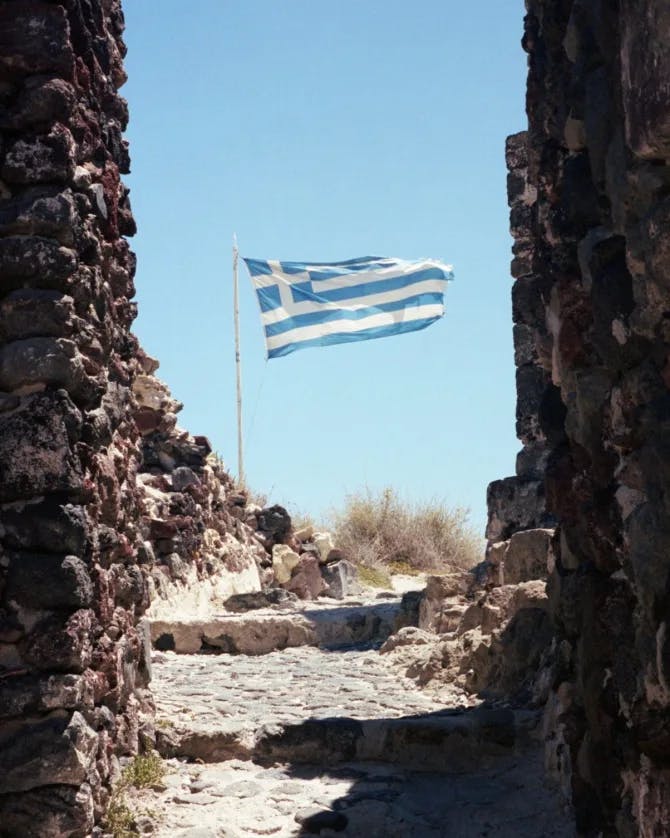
[102, 790, 138, 838]
[102, 753, 165, 837]
[122, 752, 165, 789]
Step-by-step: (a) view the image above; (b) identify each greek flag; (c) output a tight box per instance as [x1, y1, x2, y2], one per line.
[243, 256, 454, 359]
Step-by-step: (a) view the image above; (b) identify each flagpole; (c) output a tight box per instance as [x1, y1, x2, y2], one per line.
[233, 233, 244, 487]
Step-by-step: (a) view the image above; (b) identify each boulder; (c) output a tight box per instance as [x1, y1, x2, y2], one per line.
[418, 572, 471, 633]
[0, 499, 87, 554]
[6, 553, 93, 609]
[285, 555, 327, 600]
[272, 544, 301, 585]
[0, 711, 97, 794]
[257, 505, 292, 541]
[151, 614, 317, 655]
[0, 784, 94, 838]
[501, 528, 553, 584]
[312, 531, 336, 563]
[320, 559, 361, 599]
[294, 524, 314, 542]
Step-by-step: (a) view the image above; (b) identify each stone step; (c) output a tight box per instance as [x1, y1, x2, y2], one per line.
[133, 752, 576, 838]
[150, 599, 401, 655]
[157, 707, 534, 772]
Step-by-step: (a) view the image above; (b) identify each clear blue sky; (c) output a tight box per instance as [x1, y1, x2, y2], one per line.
[123, 0, 527, 534]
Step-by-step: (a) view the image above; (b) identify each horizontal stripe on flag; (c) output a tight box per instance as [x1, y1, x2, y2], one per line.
[265, 302, 444, 352]
[264, 292, 444, 337]
[260, 278, 446, 325]
[242, 254, 453, 358]
[267, 314, 442, 358]
[245, 256, 390, 278]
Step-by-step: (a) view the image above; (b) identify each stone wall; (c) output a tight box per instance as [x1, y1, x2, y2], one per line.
[0, 2, 148, 833]
[0, 4, 265, 834]
[490, 2, 670, 834]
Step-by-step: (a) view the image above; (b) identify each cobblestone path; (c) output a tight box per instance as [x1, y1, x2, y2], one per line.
[131, 596, 576, 838]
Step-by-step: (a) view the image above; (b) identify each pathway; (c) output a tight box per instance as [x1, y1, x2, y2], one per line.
[130, 593, 576, 837]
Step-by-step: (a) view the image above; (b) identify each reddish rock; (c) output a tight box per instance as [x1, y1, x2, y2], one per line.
[285, 556, 327, 600]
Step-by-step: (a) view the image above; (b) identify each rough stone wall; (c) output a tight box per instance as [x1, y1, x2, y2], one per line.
[0, 5, 276, 831]
[132, 359, 265, 620]
[491, 2, 670, 834]
[0, 2, 151, 834]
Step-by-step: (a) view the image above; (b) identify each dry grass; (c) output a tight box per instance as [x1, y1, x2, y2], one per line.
[357, 564, 392, 588]
[331, 487, 481, 577]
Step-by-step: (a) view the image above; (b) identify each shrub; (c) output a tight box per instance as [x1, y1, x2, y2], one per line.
[121, 752, 165, 789]
[101, 753, 165, 838]
[102, 791, 137, 838]
[331, 487, 481, 575]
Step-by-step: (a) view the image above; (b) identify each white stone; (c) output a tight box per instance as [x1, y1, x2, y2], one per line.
[312, 531, 335, 563]
[272, 544, 301, 584]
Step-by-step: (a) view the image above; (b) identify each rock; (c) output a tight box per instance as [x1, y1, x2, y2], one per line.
[501, 528, 553, 584]
[2, 125, 76, 184]
[380, 627, 437, 654]
[223, 589, 298, 612]
[312, 531, 336, 563]
[0, 3, 74, 77]
[272, 544, 301, 585]
[151, 614, 317, 656]
[256, 505, 292, 541]
[0, 236, 77, 289]
[23, 610, 95, 673]
[0, 783, 94, 838]
[0, 674, 94, 720]
[621, 1, 670, 158]
[171, 466, 199, 492]
[485, 477, 552, 542]
[0, 711, 97, 794]
[9, 77, 76, 131]
[296, 808, 348, 833]
[393, 588, 423, 631]
[6, 553, 93, 609]
[418, 573, 471, 633]
[0, 337, 87, 395]
[0, 499, 87, 554]
[320, 560, 361, 599]
[0, 391, 82, 502]
[285, 555, 327, 600]
[294, 524, 314, 542]
[0, 189, 78, 244]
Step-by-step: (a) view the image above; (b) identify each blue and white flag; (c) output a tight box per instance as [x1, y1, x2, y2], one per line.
[242, 256, 454, 358]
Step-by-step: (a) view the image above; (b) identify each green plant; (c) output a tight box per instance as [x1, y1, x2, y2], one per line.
[330, 487, 481, 576]
[102, 753, 165, 838]
[102, 791, 138, 838]
[122, 752, 165, 789]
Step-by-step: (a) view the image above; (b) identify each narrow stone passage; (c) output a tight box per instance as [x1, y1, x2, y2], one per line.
[131, 594, 575, 837]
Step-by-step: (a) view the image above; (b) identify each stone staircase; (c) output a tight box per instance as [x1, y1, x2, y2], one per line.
[129, 592, 576, 837]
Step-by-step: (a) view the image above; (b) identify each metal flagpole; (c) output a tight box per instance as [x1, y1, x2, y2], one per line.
[232, 234, 244, 487]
